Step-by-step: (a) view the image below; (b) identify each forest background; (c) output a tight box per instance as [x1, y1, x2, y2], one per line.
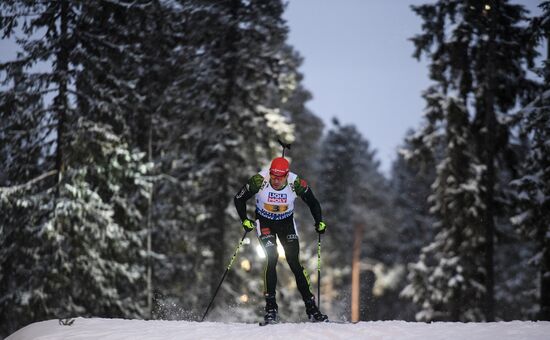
[1, 1, 549, 338]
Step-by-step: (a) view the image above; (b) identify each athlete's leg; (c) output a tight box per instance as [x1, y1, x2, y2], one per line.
[279, 219, 314, 301]
[257, 224, 279, 297]
[278, 220, 327, 321]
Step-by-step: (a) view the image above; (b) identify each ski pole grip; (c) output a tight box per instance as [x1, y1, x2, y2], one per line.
[277, 138, 291, 157]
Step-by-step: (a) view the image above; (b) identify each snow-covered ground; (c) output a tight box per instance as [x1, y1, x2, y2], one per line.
[6, 318, 550, 340]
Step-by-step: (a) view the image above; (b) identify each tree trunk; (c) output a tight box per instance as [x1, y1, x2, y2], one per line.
[540, 25, 550, 322]
[539, 222, 550, 320]
[55, 0, 69, 187]
[53, 0, 70, 316]
[359, 270, 375, 321]
[146, 116, 153, 318]
[202, 0, 240, 303]
[481, 1, 497, 322]
[351, 223, 363, 322]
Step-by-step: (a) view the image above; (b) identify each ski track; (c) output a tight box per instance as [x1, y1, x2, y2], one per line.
[6, 317, 550, 340]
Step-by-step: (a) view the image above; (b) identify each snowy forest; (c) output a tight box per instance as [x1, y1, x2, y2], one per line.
[0, 0, 549, 338]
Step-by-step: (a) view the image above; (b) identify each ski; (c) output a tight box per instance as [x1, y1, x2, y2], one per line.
[258, 319, 350, 326]
[259, 320, 280, 326]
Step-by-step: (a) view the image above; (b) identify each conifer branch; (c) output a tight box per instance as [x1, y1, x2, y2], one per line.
[0, 169, 57, 197]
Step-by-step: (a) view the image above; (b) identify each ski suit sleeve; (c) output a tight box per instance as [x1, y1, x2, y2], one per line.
[294, 177, 322, 225]
[234, 174, 263, 222]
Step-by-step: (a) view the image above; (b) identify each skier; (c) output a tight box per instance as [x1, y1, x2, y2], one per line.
[234, 156, 328, 324]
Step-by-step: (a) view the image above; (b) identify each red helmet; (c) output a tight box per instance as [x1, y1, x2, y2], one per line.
[270, 157, 289, 177]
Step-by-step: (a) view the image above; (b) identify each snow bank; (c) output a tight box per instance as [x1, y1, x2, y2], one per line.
[6, 317, 550, 340]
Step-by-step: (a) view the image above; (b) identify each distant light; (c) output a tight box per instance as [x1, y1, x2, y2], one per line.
[256, 245, 266, 259]
[240, 294, 249, 303]
[255, 243, 286, 259]
[241, 259, 251, 271]
[484, 4, 491, 10]
[277, 243, 286, 259]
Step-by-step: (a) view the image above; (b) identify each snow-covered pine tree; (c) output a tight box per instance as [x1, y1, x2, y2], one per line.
[0, 62, 52, 337]
[0, 1, 81, 335]
[317, 119, 367, 264]
[316, 119, 397, 320]
[74, 1, 176, 318]
[389, 129, 436, 320]
[397, 88, 447, 321]
[0, 1, 153, 335]
[0, 172, 57, 338]
[510, 90, 550, 320]
[315, 119, 357, 320]
[410, 0, 541, 320]
[510, 2, 550, 319]
[402, 97, 486, 322]
[51, 119, 152, 318]
[392, 129, 436, 266]
[0, 63, 45, 185]
[74, 1, 156, 139]
[138, 0, 296, 320]
[0, 121, 152, 335]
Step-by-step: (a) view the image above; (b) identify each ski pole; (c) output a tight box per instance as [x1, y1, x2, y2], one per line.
[277, 138, 291, 157]
[317, 233, 321, 310]
[201, 230, 248, 322]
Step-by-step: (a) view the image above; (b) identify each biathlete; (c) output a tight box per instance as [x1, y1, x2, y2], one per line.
[234, 156, 328, 323]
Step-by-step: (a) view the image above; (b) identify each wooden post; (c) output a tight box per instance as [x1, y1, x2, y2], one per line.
[146, 121, 153, 318]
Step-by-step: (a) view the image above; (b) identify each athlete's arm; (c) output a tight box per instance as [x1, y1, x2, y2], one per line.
[295, 177, 322, 225]
[234, 174, 263, 221]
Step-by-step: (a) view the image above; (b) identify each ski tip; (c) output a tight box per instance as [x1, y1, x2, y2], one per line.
[327, 320, 360, 324]
[259, 320, 280, 326]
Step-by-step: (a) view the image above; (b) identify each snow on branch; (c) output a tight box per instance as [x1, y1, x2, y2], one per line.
[0, 170, 57, 197]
